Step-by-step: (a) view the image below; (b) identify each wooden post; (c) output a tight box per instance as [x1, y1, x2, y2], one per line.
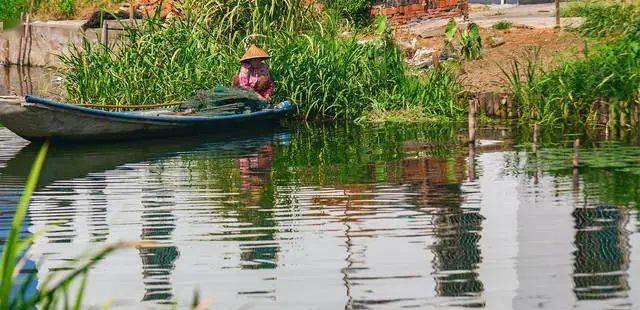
[17, 13, 24, 66]
[572, 139, 580, 168]
[467, 143, 476, 182]
[25, 14, 32, 66]
[532, 122, 538, 154]
[432, 51, 440, 70]
[620, 101, 628, 129]
[21, 14, 30, 66]
[101, 21, 109, 46]
[555, 0, 561, 28]
[468, 99, 476, 144]
[130, 4, 135, 22]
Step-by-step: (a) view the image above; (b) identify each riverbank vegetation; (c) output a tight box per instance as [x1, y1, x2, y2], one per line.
[505, 2, 640, 126]
[59, 0, 464, 123]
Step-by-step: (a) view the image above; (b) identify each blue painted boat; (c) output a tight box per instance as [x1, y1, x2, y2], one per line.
[0, 95, 294, 142]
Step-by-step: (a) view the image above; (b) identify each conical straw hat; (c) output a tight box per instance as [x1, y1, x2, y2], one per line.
[240, 45, 270, 62]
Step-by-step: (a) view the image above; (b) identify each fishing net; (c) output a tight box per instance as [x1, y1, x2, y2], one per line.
[175, 86, 268, 115]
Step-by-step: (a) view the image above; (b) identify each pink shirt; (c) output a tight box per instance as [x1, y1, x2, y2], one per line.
[238, 62, 274, 98]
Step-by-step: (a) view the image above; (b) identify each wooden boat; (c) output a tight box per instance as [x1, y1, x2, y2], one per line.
[0, 95, 295, 142]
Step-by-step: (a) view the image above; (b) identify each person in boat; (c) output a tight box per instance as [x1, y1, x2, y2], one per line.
[233, 45, 274, 102]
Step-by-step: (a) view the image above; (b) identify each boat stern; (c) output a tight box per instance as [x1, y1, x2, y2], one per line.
[0, 96, 28, 116]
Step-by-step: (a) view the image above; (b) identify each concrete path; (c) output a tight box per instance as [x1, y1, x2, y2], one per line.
[407, 3, 583, 37]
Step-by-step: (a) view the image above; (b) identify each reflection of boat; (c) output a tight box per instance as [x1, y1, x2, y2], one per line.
[0, 130, 280, 189]
[0, 96, 294, 142]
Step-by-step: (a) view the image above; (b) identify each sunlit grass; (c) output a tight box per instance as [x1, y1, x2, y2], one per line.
[59, 0, 464, 122]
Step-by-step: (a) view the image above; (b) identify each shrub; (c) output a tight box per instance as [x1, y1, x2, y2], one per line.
[492, 20, 511, 30]
[321, 0, 373, 27]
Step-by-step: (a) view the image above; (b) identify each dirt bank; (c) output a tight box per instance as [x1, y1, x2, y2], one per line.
[459, 27, 583, 93]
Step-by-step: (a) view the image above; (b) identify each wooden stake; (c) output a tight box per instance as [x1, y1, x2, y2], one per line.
[101, 21, 109, 46]
[26, 15, 32, 66]
[572, 139, 580, 168]
[432, 50, 440, 70]
[17, 13, 24, 66]
[21, 14, 30, 66]
[532, 122, 538, 154]
[467, 143, 475, 182]
[620, 101, 628, 129]
[468, 99, 476, 144]
[555, 0, 561, 28]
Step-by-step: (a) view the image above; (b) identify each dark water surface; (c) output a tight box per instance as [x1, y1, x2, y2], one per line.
[1, 122, 640, 309]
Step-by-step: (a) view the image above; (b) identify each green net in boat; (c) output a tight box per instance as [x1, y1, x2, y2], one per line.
[177, 86, 267, 115]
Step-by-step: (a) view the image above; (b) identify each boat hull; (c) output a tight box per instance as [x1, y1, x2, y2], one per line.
[0, 96, 294, 142]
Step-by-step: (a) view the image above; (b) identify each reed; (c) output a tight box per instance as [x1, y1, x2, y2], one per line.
[59, 0, 464, 122]
[503, 3, 640, 126]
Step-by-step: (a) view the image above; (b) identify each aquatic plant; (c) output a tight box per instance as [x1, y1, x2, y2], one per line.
[59, 0, 464, 122]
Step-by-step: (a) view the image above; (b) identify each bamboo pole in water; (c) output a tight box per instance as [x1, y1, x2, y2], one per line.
[572, 139, 580, 168]
[467, 143, 475, 182]
[468, 99, 476, 144]
[532, 122, 538, 154]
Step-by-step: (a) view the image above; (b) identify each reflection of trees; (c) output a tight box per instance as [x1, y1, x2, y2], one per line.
[138, 183, 179, 303]
[401, 156, 484, 298]
[572, 205, 630, 300]
[87, 175, 109, 243]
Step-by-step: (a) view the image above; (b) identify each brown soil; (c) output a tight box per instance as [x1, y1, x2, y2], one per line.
[395, 26, 584, 93]
[459, 27, 583, 93]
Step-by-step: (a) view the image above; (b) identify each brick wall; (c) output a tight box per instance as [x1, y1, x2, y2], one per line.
[370, 0, 466, 24]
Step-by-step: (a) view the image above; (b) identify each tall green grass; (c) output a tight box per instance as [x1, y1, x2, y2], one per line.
[0, 0, 26, 28]
[59, 0, 464, 122]
[503, 3, 640, 126]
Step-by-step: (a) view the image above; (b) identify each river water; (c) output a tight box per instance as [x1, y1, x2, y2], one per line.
[2, 66, 640, 309]
[1, 122, 640, 309]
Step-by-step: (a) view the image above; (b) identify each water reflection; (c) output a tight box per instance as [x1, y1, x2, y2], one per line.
[572, 206, 630, 300]
[139, 184, 179, 303]
[0, 65, 62, 98]
[1, 124, 640, 309]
